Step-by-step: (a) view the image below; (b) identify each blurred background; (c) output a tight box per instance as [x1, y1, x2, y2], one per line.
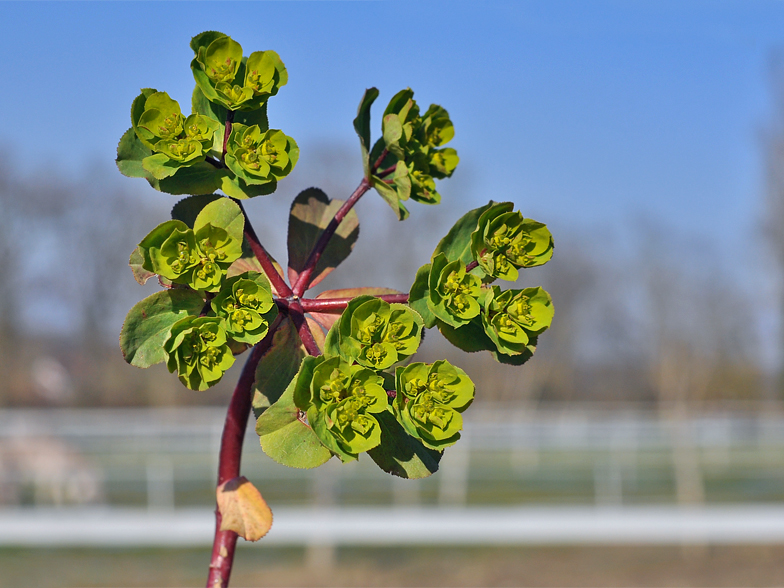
[4, 1, 784, 586]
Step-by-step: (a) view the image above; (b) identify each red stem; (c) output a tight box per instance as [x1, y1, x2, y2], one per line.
[236, 201, 293, 298]
[288, 302, 322, 356]
[205, 315, 283, 588]
[300, 293, 409, 313]
[371, 147, 389, 172]
[291, 178, 371, 296]
[376, 164, 396, 178]
[465, 260, 479, 273]
[221, 110, 234, 168]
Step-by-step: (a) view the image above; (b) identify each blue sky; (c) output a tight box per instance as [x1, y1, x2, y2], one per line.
[2, 0, 783, 273]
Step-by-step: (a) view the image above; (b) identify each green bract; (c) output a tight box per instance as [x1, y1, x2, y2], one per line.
[211, 271, 277, 344]
[191, 31, 288, 111]
[225, 124, 299, 187]
[297, 356, 388, 458]
[427, 253, 483, 327]
[394, 360, 474, 450]
[326, 296, 424, 370]
[482, 286, 554, 355]
[471, 202, 554, 281]
[164, 316, 235, 390]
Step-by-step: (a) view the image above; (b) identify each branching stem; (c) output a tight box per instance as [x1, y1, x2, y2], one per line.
[221, 110, 234, 167]
[206, 313, 283, 588]
[291, 178, 371, 296]
[288, 301, 322, 355]
[235, 201, 294, 298]
[300, 293, 409, 313]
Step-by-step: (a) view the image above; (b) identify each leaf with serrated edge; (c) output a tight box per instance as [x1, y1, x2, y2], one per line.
[120, 290, 205, 368]
[287, 188, 359, 289]
[367, 411, 442, 478]
[217, 476, 272, 541]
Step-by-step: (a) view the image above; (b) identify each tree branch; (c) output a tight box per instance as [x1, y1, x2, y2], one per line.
[291, 178, 371, 296]
[300, 293, 409, 313]
[205, 314, 283, 588]
[235, 200, 293, 298]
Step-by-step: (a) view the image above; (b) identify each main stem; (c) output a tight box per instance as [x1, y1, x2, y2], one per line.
[206, 315, 282, 588]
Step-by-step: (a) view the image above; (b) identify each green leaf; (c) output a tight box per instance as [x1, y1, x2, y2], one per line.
[193, 197, 244, 242]
[256, 366, 333, 470]
[158, 161, 224, 195]
[120, 290, 205, 368]
[234, 102, 269, 130]
[371, 176, 409, 220]
[408, 264, 437, 329]
[171, 194, 223, 228]
[220, 174, 277, 199]
[367, 410, 441, 479]
[434, 202, 493, 265]
[382, 113, 403, 157]
[129, 246, 155, 285]
[286, 188, 359, 289]
[438, 318, 495, 354]
[142, 153, 183, 180]
[252, 317, 305, 417]
[353, 87, 379, 179]
[116, 127, 154, 180]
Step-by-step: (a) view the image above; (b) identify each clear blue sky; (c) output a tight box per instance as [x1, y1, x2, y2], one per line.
[2, 1, 783, 267]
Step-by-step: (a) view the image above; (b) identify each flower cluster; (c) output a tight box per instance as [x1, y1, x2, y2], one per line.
[117, 31, 297, 199]
[135, 198, 277, 390]
[191, 31, 287, 111]
[380, 89, 459, 205]
[410, 201, 554, 363]
[132, 91, 222, 179]
[471, 202, 554, 281]
[291, 296, 475, 461]
[395, 361, 474, 450]
[225, 124, 298, 187]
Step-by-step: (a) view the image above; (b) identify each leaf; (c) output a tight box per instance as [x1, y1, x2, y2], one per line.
[433, 202, 494, 265]
[408, 264, 437, 329]
[287, 188, 359, 289]
[371, 176, 409, 221]
[220, 175, 277, 200]
[367, 410, 442, 479]
[216, 476, 272, 541]
[171, 194, 223, 227]
[256, 373, 332, 469]
[193, 197, 244, 241]
[116, 127, 154, 180]
[129, 246, 155, 285]
[120, 290, 205, 368]
[252, 317, 305, 417]
[158, 161, 225, 196]
[309, 287, 403, 332]
[353, 87, 379, 178]
[438, 319, 495, 354]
